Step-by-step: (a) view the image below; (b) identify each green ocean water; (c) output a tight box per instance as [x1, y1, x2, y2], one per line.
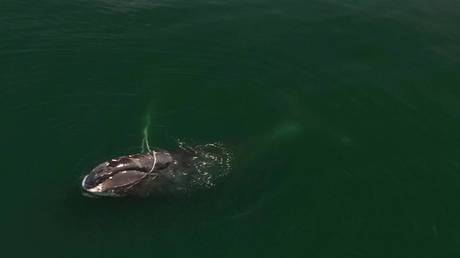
[2, 0, 460, 257]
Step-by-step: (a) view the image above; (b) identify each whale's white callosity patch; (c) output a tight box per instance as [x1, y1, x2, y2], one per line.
[81, 175, 88, 189]
[82, 174, 112, 195]
[86, 183, 104, 193]
[84, 181, 118, 197]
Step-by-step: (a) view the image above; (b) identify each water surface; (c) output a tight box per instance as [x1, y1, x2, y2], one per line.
[2, 0, 460, 257]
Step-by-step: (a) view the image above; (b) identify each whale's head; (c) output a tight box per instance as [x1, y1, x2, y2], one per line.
[81, 154, 155, 197]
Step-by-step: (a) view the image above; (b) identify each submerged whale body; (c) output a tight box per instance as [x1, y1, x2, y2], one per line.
[82, 143, 232, 197]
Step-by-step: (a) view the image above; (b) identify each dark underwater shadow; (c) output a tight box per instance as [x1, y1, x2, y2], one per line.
[58, 130, 309, 240]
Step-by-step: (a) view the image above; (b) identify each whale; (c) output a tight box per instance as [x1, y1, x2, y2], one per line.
[82, 144, 232, 198]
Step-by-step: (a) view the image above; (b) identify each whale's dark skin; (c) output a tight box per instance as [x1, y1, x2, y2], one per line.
[82, 149, 197, 197]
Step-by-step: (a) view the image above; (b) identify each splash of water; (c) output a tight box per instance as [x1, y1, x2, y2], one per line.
[178, 140, 233, 189]
[141, 111, 232, 190]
